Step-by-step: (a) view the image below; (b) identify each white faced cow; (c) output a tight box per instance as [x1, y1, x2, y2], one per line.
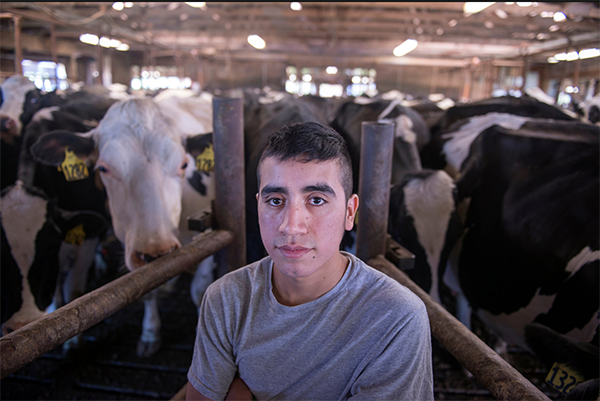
[31, 98, 215, 356]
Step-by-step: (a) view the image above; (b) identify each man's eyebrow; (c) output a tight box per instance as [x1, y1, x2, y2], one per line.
[303, 183, 336, 196]
[260, 185, 288, 196]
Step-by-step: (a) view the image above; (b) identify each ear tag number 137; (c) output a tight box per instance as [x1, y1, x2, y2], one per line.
[58, 148, 89, 182]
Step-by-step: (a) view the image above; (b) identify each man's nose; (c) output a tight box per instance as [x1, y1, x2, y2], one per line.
[279, 204, 308, 235]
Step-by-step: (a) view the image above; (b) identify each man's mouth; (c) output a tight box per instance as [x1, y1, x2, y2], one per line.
[278, 245, 311, 259]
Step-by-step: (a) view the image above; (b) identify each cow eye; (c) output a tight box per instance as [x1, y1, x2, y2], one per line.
[98, 166, 108, 173]
[30, 98, 38, 104]
[181, 162, 188, 170]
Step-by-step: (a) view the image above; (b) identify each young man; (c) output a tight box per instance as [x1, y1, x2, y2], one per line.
[186, 122, 433, 400]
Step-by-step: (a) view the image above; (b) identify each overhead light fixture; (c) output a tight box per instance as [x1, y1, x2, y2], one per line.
[99, 36, 112, 48]
[248, 34, 266, 49]
[124, 2, 133, 8]
[326, 66, 338, 74]
[290, 2, 302, 11]
[112, 2, 124, 11]
[494, 9, 508, 18]
[516, 2, 532, 7]
[540, 11, 554, 18]
[463, 2, 495, 15]
[185, 2, 206, 8]
[393, 39, 418, 57]
[553, 12, 566, 22]
[79, 33, 99, 45]
[579, 48, 600, 59]
[302, 74, 312, 82]
[289, 74, 297, 81]
[116, 43, 130, 51]
[547, 56, 559, 63]
[554, 51, 579, 61]
[351, 76, 361, 84]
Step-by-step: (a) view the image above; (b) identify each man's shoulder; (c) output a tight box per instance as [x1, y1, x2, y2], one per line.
[204, 256, 271, 299]
[346, 253, 426, 313]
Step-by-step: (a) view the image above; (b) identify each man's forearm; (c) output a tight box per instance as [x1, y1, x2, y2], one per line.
[185, 376, 253, 401]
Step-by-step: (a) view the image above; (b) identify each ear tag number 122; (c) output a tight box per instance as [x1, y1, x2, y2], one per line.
[58, 148, 89, 182]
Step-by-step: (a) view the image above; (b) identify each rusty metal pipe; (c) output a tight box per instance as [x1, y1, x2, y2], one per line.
[0, 229, 234, 379]
[368, 255, 551, 401]
[355, 121, 394, 262]
[212, 97, 246, 277]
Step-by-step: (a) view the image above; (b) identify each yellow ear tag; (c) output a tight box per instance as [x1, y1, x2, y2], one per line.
[545, 362, 586, 395]
[64, 224, 86, 246]
[195, 143, 215, 173]
[60, 148, 89, 182]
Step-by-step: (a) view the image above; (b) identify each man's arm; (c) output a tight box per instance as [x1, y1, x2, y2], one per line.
[186, 376, 253, 401]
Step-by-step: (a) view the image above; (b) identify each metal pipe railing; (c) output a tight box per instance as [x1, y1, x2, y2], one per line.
[369, 255, 550, 401]
[0, 229, 234, 379]
[212, 97, 246, 277]
[355, 121, 394, 262]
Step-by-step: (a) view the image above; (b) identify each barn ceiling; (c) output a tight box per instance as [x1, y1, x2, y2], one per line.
[1, 2, 599, 67]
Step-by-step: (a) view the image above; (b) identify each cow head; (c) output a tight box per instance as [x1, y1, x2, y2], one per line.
[1, 181, 106, 334]
[31, 98, 212, 271]
[0, 75, 43, 140]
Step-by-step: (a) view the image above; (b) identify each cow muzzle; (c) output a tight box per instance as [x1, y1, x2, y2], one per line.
[0, 117, 19, 137]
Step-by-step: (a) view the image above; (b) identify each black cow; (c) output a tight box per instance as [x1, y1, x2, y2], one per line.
[449, 119, 599, 351]
[525, 322, 599, 400]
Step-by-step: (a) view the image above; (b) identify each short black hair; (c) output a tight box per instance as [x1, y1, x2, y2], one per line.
[257, 122, 353, 200]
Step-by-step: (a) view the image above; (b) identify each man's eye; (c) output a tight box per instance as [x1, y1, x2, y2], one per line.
[310, 197, 326, 206]
[268, 198, 283, 206]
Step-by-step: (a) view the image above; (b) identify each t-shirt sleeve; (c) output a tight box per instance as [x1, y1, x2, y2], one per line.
[348, 301, 434, 401]
[187, 284, 238, 401]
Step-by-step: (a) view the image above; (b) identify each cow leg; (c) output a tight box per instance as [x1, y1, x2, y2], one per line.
[190, 256, 216, 309]
[138, 288, 162, 357]
[61, 237, 98, 353]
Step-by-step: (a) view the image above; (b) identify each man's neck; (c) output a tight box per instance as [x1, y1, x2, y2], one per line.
[271, 253, 349, 307]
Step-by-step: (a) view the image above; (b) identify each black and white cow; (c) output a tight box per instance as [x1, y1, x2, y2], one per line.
[1, 181, 106, 334]
[30, 97, 215, 356]
[331, 96, 431, 193]
[448, 119, 599, 351]
[1, 75, 67, 190]
[421, 95, 577, 174]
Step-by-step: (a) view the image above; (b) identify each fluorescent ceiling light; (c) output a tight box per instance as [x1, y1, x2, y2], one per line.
[393, 39, 418, 57]
[99, 37, 111, 48]
[579, 48, 600, 59]
[248, 34, 266, 49]
[289, 74, 297, 81]
[116, 43, 130, 51]
[351, 76, 361, 84]
[547, 57, 558, 63]
[326, 66, 338, 74]
[302, 74, 312, 82]
[185, 2, 206, 8]
[516, 2, 532, 7]
[553, 12, 566, 22]
[79, 33, 99, 45]
[290, 2, 302, 11]
[112, 2, 124, 11]
[124, 2, 133, 8]
[109, 39, 122, 48]
[464, 2, 495, 15]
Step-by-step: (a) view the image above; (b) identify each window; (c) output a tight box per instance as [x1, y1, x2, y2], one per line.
[22, 60, 68, 91]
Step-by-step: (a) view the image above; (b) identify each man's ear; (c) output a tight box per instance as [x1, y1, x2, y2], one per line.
[345, 194, 359, 231]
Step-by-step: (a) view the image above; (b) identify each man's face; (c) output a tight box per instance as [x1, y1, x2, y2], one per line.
[257, 157, 358, 280]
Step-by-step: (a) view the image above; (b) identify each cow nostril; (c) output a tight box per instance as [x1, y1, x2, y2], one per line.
[136, 247, 176, 264]
[0, 118, 14, 133]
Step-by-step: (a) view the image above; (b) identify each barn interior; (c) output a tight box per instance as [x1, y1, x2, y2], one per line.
[1, 2, 599, 401]
[1, 2, 599, 103]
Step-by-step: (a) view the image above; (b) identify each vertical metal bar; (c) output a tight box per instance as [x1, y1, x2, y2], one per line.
[50, 23, 58, 88]
[355, 121, 394, 262]
[213, 97, 246, 277]
[13, 16, 22, 75]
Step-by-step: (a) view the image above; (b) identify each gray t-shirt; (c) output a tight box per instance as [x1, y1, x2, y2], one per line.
[188, 252, 433, 401]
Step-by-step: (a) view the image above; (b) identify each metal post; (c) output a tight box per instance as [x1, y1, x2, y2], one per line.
[0, 229, 234, 379]
[368, 256, 551, 401]
[13, 16, 22, 75]
[355, 121, 394, 262]
[213, 97, 246, 277]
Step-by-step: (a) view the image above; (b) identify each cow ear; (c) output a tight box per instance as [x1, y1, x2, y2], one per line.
[185, 132, 213, 158]
[30, 130, 96, 167]
[53, 208, 108, 241]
